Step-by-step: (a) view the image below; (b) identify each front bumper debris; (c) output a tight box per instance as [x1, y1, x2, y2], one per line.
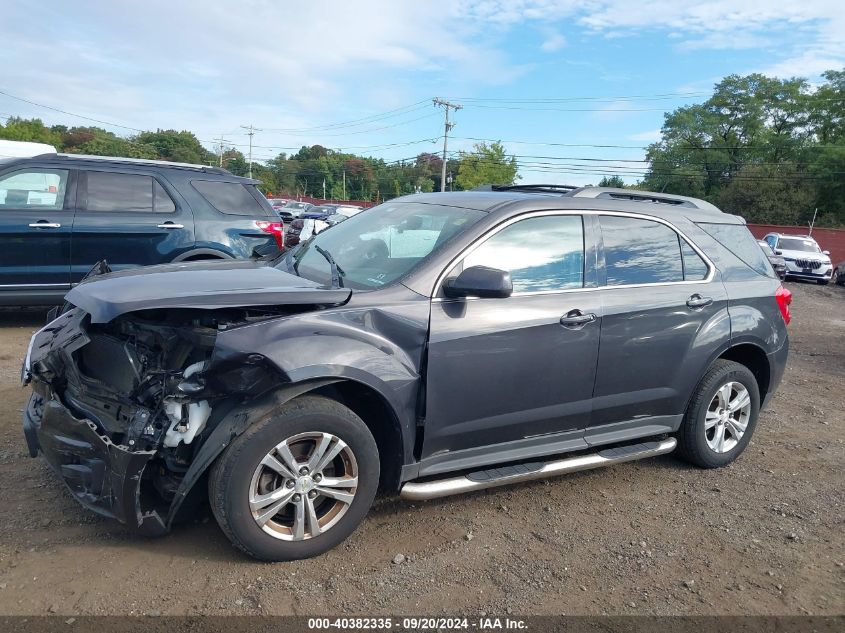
[24, 389, 167, 536]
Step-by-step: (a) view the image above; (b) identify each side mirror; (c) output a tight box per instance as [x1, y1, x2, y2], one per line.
[443, 265, 513, 299]
[823, 250, 830, 256]
[775, 250, 783, 255]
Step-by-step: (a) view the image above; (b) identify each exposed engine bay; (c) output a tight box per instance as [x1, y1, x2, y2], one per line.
[24, 305, 303, 533]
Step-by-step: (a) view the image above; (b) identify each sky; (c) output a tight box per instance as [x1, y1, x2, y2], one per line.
[1, 0, 843, 185]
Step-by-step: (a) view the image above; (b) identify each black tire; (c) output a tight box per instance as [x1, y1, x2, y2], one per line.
[676, 359, 761, 469]
[209, 395, 379, 561]
[834, 268, 843, 285]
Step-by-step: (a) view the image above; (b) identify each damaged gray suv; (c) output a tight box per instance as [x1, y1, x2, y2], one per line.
[22, 185, 791, 561]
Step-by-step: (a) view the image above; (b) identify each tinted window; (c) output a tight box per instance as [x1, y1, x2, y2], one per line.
[86, 171, 155, 212]
[0, 169, 68, 210]
[462, 215, 584, 292]
[697, 222, 774, 277]
[154, 180, 175, 213]
[681, 241, 709, 280]
[601, 216, 684, 285]
[192, 180, 266, 215]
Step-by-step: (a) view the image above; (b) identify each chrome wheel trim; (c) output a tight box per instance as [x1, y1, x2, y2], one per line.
[248, 431, 359, 541]
[705, 381, 751, 453]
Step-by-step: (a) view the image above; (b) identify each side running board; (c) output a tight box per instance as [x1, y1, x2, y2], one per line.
[399, 438, 677, 501]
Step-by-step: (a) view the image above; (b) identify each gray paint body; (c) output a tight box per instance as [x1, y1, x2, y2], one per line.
[27, 190, 789, 528]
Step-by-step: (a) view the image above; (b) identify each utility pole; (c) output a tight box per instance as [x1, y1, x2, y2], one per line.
[214, 134, 227, 168]
[342, 168, 346, 200]
[808, 207, 818, 236]
[433, 98, 462, 192]
[240, 124, 261, 178]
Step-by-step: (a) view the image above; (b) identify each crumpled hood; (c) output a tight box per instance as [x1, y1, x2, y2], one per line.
[66, 259, 351, 323]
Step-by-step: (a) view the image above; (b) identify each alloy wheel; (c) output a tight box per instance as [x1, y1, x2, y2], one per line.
[705, 382, 751, 453]
[248, 432, 359, 541]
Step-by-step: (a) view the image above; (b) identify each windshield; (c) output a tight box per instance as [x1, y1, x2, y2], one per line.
[284, 202, 486, 290]
[778, 237, 821, 253]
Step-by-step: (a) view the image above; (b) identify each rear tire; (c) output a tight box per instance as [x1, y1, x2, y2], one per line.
[209, 395, 379, 561]
[676, 359, 760, 469]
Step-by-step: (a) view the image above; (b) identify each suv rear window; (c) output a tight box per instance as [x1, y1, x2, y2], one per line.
[192, 180, 269, 216]
[697, 222, 774, 277]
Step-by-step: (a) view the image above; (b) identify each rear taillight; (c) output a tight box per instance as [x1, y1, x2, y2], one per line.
[775, 285, 792, 325]
[255, 220, 284, 249]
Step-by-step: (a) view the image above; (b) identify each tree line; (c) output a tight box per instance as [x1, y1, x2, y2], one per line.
[640, 70, 845, 227]
[0, 116, 518, 201]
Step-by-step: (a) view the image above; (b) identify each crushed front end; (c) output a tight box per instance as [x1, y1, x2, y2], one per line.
[22, 306, 287, 535]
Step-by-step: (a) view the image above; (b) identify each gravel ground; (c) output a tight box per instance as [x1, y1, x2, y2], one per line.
[0, 281, 842, 616]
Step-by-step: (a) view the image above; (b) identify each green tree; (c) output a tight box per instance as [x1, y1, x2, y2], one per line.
[455, 142, 518, 190]
[642, 69, 845, 226]
[598, 175, 626, 188]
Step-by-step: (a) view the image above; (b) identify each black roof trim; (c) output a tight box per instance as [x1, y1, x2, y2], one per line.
[476, 184, 580, 194]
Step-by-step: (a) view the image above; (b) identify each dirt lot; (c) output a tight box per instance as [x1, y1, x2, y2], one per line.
[0, 282, 842, 617]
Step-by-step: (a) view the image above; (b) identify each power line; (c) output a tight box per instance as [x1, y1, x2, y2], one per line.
[452, 136, 845, 151]
[0, 88, 146, 132]
[258, 100, 432, 132]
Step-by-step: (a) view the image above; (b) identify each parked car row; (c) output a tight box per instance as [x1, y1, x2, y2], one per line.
[266, 199, 363, 224]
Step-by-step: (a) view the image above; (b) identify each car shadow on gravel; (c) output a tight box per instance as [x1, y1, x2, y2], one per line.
[0, 307, 52, 327]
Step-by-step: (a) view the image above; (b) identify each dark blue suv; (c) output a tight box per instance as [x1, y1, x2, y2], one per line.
[0, 152, 283, 305]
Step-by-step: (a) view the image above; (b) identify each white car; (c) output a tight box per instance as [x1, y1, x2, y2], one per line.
[763, 233, 833, 285]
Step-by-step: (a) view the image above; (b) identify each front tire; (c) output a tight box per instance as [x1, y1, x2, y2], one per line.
[676, 359, 760, 468]
[209, 395, 379, 561]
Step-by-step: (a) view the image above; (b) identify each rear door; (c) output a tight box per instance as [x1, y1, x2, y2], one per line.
[421, 212, 602, 469]
[70, 169, 195, 281]
[588, 213, 728, 442]
[0, 165, 75, 289]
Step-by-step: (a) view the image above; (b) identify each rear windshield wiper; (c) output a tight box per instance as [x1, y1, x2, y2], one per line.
[314, 245, 345, 288]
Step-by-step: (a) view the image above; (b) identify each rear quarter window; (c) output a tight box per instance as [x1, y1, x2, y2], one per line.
[696, 222, 774, 278]
[192, 180, 271, 216]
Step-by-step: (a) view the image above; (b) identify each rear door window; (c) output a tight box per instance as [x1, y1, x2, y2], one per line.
[600, 216, 685, 285]
[192, 180, 269, 216]
[85, 171, 174, 213]
[681, 241, 709, 281]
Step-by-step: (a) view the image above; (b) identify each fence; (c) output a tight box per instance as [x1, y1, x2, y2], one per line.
[747, 224, 845, 265]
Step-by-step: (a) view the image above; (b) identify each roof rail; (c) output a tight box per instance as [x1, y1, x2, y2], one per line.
[52, 153, 230, 174]
[475, 184, 580, 194]
[567, 187, 722, 212]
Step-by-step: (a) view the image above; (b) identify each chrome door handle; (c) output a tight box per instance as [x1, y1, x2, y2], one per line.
[28, 222, 61, 229]
[686, 294, 713, 309]
[157, 222, 184, 229]
[560, 310, 597, 328]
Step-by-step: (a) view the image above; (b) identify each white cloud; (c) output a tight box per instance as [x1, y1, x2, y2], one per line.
[460, 0, 844, 78]
[541, 31, 567, 52]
